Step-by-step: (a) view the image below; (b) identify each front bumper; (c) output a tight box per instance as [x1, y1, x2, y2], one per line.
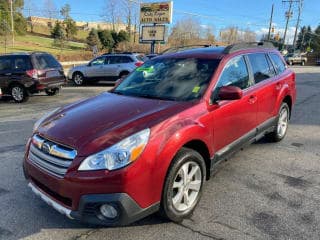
[28, 181, 159, 226]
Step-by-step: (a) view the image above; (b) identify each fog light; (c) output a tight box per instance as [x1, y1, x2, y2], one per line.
[100, 204, 118, 219]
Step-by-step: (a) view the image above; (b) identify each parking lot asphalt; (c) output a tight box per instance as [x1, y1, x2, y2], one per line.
[0, 66, 319, 240]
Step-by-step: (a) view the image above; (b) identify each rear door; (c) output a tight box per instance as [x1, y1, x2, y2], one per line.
[246, 53, 277, 127]
[212, 55, 257, 152]
[32, 54, 65, 85]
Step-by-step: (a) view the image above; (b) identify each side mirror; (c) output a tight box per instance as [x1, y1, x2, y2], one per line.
[217, 86, 243, 101]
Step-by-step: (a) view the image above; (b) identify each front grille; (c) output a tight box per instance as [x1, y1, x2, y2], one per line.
[28, 135, 76, 178]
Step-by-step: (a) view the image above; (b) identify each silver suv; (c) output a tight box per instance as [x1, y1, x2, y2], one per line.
[68, 53, 146, 85]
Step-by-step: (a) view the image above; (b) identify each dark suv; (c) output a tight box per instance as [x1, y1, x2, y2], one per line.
[0, 52, 66, 103]
[24, 42, 296, 226]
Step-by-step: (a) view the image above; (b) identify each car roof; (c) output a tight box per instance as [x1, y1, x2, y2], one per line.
[0, 52, 50, 57]
[158, 42, 277, 60]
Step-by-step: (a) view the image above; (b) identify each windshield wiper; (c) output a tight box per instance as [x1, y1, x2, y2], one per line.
[135, 93, 176, 101]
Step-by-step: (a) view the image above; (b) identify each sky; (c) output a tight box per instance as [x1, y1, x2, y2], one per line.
[32, 0, 320, 43]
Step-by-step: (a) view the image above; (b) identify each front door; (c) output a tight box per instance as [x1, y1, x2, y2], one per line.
[86, 56, 106, 78]
[211, 55, 258, 153]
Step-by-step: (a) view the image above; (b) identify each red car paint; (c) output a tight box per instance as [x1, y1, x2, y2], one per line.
[23, 46, 296, 223]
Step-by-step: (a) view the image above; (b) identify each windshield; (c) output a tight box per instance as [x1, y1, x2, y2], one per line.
[114, 58, 220, 101]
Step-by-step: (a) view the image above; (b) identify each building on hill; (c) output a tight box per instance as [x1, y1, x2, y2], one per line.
[27, 16, 131, 32]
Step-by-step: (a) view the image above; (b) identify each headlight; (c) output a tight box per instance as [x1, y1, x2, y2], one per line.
[33, 108, 60, 132]
[78, 128, 150, 171]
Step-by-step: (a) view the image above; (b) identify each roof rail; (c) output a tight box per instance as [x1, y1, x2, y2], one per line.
[161, 44, 215, 55]
[223, 41, 275, 54]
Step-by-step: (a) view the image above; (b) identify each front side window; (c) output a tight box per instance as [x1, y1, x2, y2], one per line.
[248, 53, 275, 83]
[114, 58, 220, 101]
[216, 55, 250, 90]
[269, 53, 286, 74]
[0, 58, 11, 72]
[90, 56, 105, 66]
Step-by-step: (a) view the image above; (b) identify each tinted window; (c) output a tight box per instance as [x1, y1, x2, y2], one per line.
[109, 56, 121, 64]
[33, 54, 61, 69]
[269, 53, 286, 74]
[90, 56, 105, 66]
[120, 56, 133, 63]
[114, 58, 220, 101]
[217, 55, 250, 90]
[0, 57, 11, 71]
[12, 56, 32, 71]
[248, 53, 275, 83]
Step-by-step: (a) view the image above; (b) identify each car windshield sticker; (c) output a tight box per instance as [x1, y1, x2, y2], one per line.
[192, 86, 201, 93]
[136, 67, 154, 73]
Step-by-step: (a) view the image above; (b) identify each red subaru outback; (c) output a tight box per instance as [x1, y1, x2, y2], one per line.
[23, 42, 296, 225]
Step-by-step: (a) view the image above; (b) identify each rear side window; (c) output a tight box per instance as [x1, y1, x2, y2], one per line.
[248, 53, 275, 83]
[0, 57, 11, 71]
[120, 56, 133, 63]
[269, 53, 286, 74]
[33, 54, 61, 70]
[217, 55, 250, 90]
[12, 56, 32, 71]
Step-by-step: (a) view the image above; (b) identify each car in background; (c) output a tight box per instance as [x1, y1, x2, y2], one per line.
[68, 53, 145, 86]
[0, 52, 66, 103]
[285, 53, 307, 66]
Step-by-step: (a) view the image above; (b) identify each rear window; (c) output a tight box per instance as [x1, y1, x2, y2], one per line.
[247, 53, 275, 83]
[33, 54, 61, 70]
[0, 57, 11, 71]
[135, 54, 148, 62]
[269, 53, 286, 74]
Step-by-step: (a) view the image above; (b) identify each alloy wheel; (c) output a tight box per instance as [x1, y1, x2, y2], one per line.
[277, 107, 289, 138]
[171, 161, 202, 212]
[11, 86, 24, 101]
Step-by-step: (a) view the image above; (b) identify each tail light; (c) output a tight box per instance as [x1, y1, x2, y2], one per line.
[135, 61, 144, 67]
[26, 69, 39, 79]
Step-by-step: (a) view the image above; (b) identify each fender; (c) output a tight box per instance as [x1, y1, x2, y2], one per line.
[150, 118, 213, 200]
[274, 82, 290, 116]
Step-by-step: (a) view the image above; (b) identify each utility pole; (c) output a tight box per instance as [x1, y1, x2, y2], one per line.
[282, 0, 299, 49]
[267, 4, 274, 41]
[292, 0, 303, 51]
[9, 0, 14, 47]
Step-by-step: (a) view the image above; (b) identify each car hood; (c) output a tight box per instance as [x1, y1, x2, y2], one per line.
[37, 92, 192, 156]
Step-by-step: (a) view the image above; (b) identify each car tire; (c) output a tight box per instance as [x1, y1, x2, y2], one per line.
[267, 102, 290, 142]
[45, 88, 60, 96]
[160, 147, 206, 223]
[301, 61, 305, 66]
[73, 72, 85, 86]
[10, 84, 29, 103]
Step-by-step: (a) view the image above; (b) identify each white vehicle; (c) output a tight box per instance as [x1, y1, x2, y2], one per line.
[68, 53, 146, 85]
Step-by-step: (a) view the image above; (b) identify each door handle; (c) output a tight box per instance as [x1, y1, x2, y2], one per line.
[276, 83, 282, 90]
[248, 95, 257, 104]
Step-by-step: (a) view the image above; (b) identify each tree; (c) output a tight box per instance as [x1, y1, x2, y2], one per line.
[103, 0, 120, 31]
[111, 30, 130, 48]
[87, 28, 101, 50]
[169, 17, 202, 46]
[0, 0, 27, 35]
[59, 4, 77, 41]
[297, 25, 313, 51]
[311, 25, 320, 52]
[51, 21, 66, 50]
[42, 0, 58, 21]
[98, 30, 115, 52]
[64, 18, 77, 40]
[60, 3, 71, 20]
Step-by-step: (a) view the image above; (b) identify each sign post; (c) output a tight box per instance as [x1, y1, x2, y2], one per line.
[139, 1, 173, 54]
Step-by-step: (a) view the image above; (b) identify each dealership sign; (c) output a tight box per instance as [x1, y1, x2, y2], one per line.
[140, 1, 173, 24]
[141, 25, 166, 42]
